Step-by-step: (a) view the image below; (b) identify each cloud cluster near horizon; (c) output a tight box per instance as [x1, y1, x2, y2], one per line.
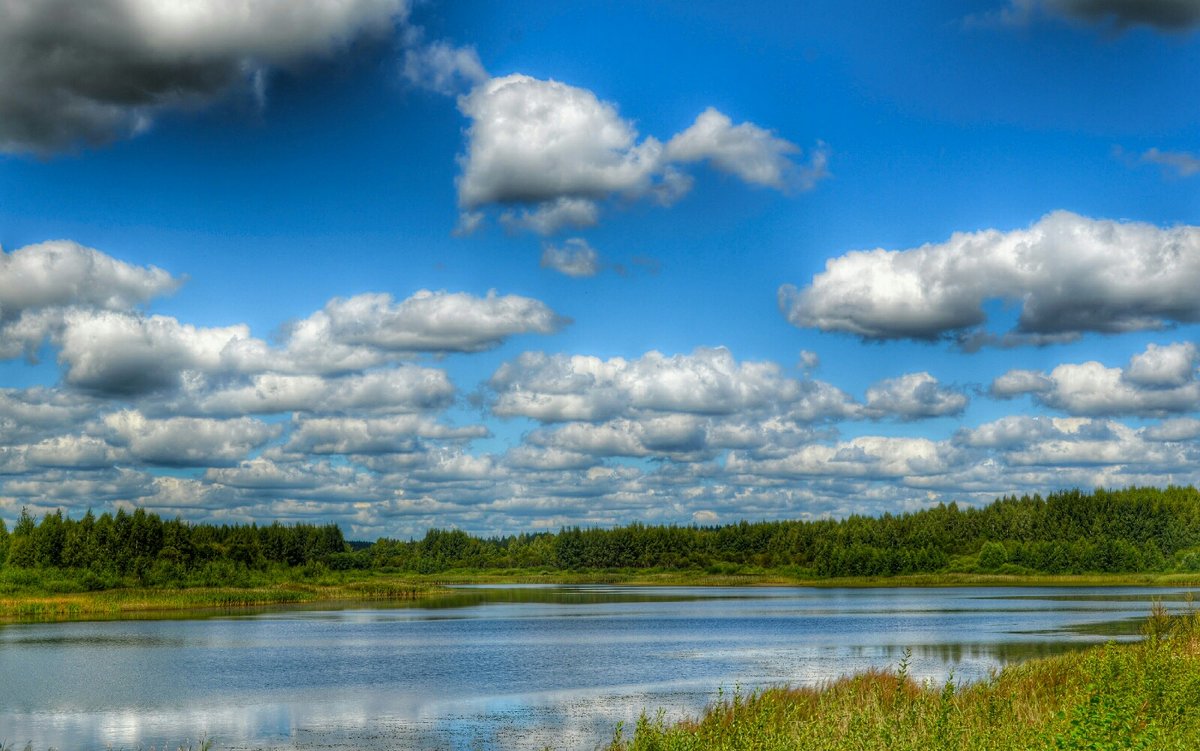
[2, 237, 1199, 538]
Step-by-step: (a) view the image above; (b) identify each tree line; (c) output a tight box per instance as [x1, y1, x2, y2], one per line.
[4, 486, 1200, 585]
[359, 486, 1200, 576]
[0, 507, 347, 588]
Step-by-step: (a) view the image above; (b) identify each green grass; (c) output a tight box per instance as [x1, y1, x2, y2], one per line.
[607, 605, 1200, 751]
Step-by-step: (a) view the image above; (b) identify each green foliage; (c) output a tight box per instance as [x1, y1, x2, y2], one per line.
[7, 485, 1200, 589]
[0, 507, 348, 590]
[978, 541, 1008, 571]
[360, 485, 1200, 578]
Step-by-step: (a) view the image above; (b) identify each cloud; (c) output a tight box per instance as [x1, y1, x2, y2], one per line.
[1140, 148, 1200, 178]
[955, 415, 1064, 449]
[103, 410, 280, 467]
[781, 211, 1200, 345]
[284, 415, 486, 455]
[57, 310, 252, 395]
[454, 74, 824, 234]
[0, 0, 407, 154]
[540, 238, 601, 278]
[487, 348, 859, 464]
[1045, 0, 1200, 30]
[990, 342, 1200, 416]
[1124, 342, 1199, 388]
[1, 240, 180, 319]
[36, 286, 564, 397]
[26, 435, 125, 469]
[864, 372, 969, 420]
[990, 369, 1054, 399]
[976, 0, 1200, 31]
[195, 368, 456, 416]
[528, 416, 713, 460]
[402, 40, 488, 96]
[0, 388, 101, 446]
[289, 290, 568, 356]
[1039, 361, 1200, 416]
[0, 241, 181, 358]
[490, 347, 808, 422]
[727, 436, 958, 480]
[1143, 417, 1200, 441]
[502, 198, 601, 235]
[953, 414, 1194, 475]
[665, 107, 828, 190]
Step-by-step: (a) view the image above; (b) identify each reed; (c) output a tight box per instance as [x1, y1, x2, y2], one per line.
[608, 607, 1200, 751]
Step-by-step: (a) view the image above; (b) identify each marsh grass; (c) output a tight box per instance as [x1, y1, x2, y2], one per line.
[609, 606, 1200, 751]
[0, 575, 435, 622]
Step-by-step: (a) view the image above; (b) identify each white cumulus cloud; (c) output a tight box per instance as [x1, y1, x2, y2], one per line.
[864, 372, 969, 420]
[103, 410, 280, 467]
[990, 342, 1200, 416]
[540, 238, 601, 278]
[455, 74, 824, 234]
[781, 212, 1200, 345]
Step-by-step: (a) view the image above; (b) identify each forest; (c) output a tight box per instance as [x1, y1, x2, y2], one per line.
[3, 486, 1200, 588]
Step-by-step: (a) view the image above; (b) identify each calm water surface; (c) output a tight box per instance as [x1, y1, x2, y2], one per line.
[2, 585, 1196, 750]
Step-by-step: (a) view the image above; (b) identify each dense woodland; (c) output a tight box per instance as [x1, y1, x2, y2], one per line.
[3, 486, 1200, 588]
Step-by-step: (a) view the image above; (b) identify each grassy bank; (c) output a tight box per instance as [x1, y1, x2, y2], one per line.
[0, 573, 436, 621]
[608, 606, 1200, 751]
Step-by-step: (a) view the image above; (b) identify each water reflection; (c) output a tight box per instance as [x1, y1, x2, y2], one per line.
[1, 585, 1197, 751]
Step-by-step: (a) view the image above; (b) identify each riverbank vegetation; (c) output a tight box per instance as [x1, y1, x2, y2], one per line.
[3, 486, 1200, 613]
[608, 605, 1200, 751]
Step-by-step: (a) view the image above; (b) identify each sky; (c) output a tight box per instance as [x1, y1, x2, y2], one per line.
[1, 0, 1199, 539]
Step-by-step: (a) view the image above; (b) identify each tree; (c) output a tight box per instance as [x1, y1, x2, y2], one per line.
[978, 541, 1008, 571]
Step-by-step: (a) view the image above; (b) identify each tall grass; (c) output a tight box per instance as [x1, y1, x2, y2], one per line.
[609, 606, 1200, 751]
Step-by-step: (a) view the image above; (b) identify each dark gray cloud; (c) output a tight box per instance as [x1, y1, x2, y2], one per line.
[0, 0, 406, 154]
[1047, 0, 1200, 30]
[976, 0, 1200, 31]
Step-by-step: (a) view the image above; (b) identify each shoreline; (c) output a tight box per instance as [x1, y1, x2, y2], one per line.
[3, 569, 1199, 623]
[607, 618, 1200, 751]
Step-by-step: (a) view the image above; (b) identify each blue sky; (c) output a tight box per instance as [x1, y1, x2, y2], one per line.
[1, 0, 1199, 538]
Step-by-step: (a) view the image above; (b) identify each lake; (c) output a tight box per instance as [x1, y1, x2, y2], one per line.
[2, 584, 1196, 750]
